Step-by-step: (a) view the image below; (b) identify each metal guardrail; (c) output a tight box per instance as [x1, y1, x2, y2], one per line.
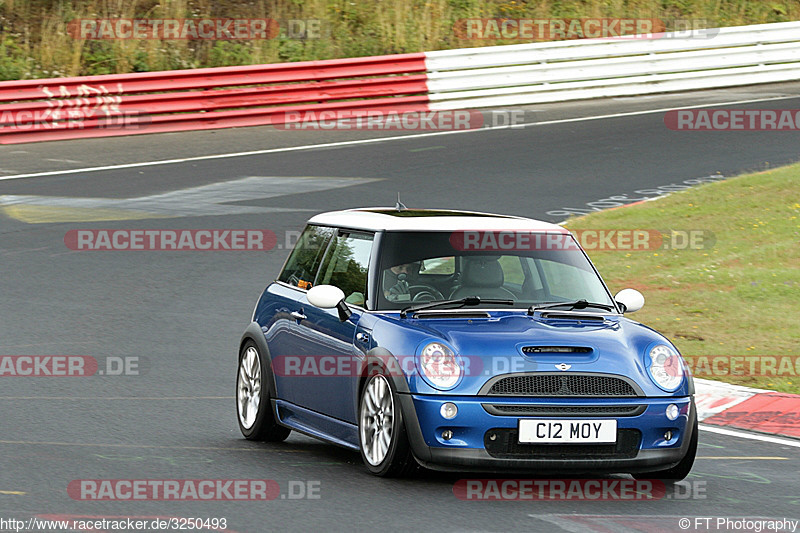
[425, 21, 800, 109]
[0, 54, 428, 143]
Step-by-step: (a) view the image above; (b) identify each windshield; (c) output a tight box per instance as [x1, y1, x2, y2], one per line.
[375, 231, 615, 311]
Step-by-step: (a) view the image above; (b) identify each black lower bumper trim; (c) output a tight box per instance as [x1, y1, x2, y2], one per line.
[484, 428, 641, 460]
[418, 446, 687, 474]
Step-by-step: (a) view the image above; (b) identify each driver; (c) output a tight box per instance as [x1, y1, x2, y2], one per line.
[383, 262, 419, 301]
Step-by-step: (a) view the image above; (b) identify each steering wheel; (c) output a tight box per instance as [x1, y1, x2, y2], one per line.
[408, 285, 445, 302]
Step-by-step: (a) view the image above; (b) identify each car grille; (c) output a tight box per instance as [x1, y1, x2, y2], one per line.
[483, 373, 639, 397]
[481, 404, 646, 417]
[484, 428, 642, 460]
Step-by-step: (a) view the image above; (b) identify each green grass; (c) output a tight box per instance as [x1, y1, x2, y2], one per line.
[1, 0, 800, 80]
[564, 164, 800, 394]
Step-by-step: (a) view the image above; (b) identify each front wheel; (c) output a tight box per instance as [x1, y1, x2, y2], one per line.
[236, 341, 291, 442]
[358, 373, 416, 477]
[632, 417, 698, 481]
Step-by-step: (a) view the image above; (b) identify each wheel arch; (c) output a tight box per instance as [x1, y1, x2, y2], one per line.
[355, 347, 431, 463]
[239, 322, 278, 399]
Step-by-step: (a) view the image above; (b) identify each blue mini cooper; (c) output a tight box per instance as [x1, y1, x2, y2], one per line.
[236, 208, 697, 478]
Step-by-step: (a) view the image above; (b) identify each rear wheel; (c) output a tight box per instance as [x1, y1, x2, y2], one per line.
[358, 373, 416, 477]
[236, 341, 290, 442]
[633, 417, 697, 481]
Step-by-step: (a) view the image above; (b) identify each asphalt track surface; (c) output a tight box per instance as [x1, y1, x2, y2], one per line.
[1, 83, 800, 532]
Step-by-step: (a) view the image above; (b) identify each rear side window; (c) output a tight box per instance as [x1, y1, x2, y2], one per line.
[278, 225, 334, 288]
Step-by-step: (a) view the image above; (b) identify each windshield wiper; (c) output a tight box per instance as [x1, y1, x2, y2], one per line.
[527, 299, 616, 315]
[400, 297, 514, 318]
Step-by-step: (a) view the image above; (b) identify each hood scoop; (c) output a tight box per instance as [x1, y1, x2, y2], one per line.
[521, 346, 592, 354]
[520, 345, 597, 363]
[413, 311, 491, 319]
[538, 312, 605, 321]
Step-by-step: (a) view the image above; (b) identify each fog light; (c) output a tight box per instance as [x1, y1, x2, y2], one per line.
[666, 403, 679, 420]
[442, 430, 453, 441]
[440, 402, 458, 419]
[664, 430, 673, 441]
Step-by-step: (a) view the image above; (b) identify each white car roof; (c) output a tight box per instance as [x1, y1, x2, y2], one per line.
[307, 208, 568, 233]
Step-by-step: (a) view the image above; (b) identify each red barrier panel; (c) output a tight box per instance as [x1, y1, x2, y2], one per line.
[0, 53, 429, 143]
[0, 76, 429, 123]
[0, 96, 430, 144]
[0, 54, 427, 101]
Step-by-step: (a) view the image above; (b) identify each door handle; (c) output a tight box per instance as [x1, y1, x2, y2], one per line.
[290, 310, 307, 321]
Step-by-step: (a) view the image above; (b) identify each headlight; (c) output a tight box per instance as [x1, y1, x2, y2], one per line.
[418, 342, 462, 389]
[647, 344, 684, 391]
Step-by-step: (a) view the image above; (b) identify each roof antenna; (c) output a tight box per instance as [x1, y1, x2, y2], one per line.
[395, 192, 407, 211]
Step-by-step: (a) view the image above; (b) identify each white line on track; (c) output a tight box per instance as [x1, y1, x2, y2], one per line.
[1, 94, 799, 182]
[0, 396, 232, 400]
[699, 424, 800, 449]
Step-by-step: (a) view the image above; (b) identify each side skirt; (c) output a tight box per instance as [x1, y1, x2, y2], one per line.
[273, 399, 359, 451]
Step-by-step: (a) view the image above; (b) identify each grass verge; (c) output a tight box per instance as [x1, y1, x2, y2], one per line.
[564, 164, 800, 394]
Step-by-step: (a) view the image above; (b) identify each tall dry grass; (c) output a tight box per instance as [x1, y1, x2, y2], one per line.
[1, 0, 799, 80]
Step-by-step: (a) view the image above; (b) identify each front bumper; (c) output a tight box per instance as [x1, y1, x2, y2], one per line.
[397, 393, 696, 473]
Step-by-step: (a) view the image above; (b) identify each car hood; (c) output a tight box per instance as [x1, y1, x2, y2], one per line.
[369, 311, 687, 397]
[413, 313, 631, 352]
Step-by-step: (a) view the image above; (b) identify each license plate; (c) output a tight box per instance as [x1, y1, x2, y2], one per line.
[518, 419, 617, 444]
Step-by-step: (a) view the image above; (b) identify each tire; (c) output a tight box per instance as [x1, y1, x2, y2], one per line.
[358, 373, 416, 477]
[236, 340, 291, 442]
[633, 416, 698, 482]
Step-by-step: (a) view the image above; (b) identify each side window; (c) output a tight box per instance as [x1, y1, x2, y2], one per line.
[521, 257, 544, 290]
[316, 231, 374, 307]
[278, 225, 334, 288]
[520, 257, 545, 301]
[539, 258, 603, 301]
[497, 255, 524, 285]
